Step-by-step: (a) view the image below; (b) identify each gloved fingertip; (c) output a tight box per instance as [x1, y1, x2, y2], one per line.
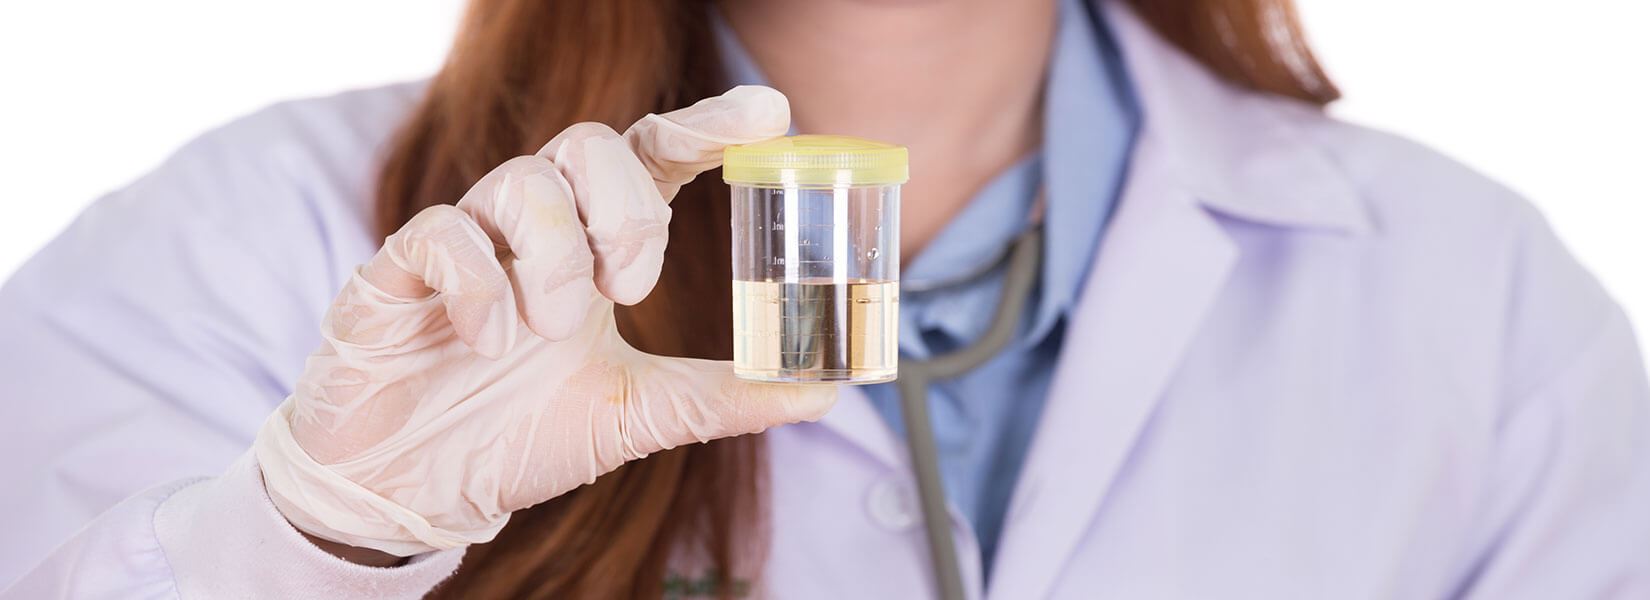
[644, 85, 792, 146]
[535, 121, 622, 160]
[719, 85, 791, 137]
[723, 376, 839, 425]
[596, 246, 665, 306]
[522, 285, 595, 342]
[782, 384, 840, 423]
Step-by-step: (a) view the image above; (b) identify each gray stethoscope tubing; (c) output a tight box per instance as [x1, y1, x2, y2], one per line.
[896, 224, 1044, 600]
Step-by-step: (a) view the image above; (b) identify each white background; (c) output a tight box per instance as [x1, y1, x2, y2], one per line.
[2, 1, 1647, 365]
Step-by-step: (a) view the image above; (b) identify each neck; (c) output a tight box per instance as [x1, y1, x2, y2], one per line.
[720, 0, 1057, 258]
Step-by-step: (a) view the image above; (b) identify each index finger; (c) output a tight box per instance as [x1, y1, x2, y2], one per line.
[620, 85, 791, 201]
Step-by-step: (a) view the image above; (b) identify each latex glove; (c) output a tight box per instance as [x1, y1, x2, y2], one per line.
[253, 86, 834, 557]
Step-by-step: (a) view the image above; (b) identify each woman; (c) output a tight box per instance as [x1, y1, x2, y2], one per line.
[2, 0, 1646, 597]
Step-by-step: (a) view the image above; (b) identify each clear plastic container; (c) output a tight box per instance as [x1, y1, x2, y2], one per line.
[724, 135, 907, 384]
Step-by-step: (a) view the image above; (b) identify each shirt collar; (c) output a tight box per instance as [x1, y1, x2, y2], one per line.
[901, 156, 1042, 358]
[1034, 0, 1138, 342]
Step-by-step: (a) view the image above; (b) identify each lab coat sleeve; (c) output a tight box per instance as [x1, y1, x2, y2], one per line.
[2, 451, 465, 599]
[0, 96, 457, 595]
[1459, 205, 1650, 598]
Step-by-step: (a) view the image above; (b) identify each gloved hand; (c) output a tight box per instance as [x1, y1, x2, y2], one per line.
[253, 86, 835, 558]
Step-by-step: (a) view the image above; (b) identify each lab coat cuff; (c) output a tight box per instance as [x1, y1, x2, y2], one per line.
[151, 450, 466, 598]
[253, 398, 510, 556]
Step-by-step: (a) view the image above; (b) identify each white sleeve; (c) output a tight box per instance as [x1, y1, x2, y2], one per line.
[0, 95, 442, 594]
[1459, 205, 1650, 597]
[2, 451, 464, 599]
[1459, 308, 1650, 598]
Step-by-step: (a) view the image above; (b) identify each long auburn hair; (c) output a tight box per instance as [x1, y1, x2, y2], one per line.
[380, 0, 1337, 596]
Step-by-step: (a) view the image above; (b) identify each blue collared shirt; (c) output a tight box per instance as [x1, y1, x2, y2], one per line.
[717, 0, 1137, 572]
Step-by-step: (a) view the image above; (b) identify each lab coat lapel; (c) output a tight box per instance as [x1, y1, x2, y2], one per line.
[987, 134, 1238, 599]
[990, 1, 1367, 596]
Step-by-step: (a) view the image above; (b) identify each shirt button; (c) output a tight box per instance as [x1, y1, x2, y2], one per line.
[866, 477, 919, 531]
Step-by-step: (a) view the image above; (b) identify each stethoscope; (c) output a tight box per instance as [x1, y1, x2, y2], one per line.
[895, 203, 1045, 600]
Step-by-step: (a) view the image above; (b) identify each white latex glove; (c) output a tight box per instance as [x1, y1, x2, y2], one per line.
[253, 86, 835, 557]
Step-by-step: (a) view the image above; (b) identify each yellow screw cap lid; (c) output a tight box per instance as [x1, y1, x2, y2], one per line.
[723, 135, 908, 187]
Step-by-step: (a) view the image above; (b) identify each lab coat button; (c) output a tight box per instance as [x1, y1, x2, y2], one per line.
[866, 478, 918, 531]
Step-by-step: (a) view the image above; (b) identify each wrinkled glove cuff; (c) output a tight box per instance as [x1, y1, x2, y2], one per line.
[253, 398, 510, 557]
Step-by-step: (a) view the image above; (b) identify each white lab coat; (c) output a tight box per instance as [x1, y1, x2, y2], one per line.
[3, 3, 1647, 598]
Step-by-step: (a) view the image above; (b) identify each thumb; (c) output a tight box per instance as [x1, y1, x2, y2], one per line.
[620, 353, 837, 456]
